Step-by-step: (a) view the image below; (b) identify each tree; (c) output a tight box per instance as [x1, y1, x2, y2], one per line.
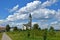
[6, 24, 10, 32]
[13, 26, 18, 31]
[49, 26, 55, 35]
[33, 24, 39, 29]
[38, 27, 41, 30]
[49, 26, 54, 31]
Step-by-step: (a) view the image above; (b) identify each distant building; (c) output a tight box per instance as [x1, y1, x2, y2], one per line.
[0, 27, 6, 32]
[23, 14, 32, 30]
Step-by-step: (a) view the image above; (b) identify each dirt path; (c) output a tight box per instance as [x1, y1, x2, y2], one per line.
[1, 33, 12, 40]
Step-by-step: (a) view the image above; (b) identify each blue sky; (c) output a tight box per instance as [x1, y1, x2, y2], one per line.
[0, 0, 60, 29]
[0, 0, 59, 19]
[0, 0, 33, 19]
[0, 0, 60, 19]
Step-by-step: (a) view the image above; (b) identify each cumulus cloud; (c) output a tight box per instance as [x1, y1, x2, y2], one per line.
[50, 21, 60, 30]
[7, 0, 57, 21]
[41, 0, 57, 8]
[9, 22, 23, 28]
[32, 8, 56, 19]
[7, 1, 41, 21]
[9, 5, 19, 12]
[6, 13, 28, 21]
[0, 20, 4, 24]
[55, 9, 60, 21]
[17, 1, 41, 13]
[0, 0, 59, 29]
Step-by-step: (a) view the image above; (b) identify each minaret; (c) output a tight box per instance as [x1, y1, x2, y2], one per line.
[29, 14, 32, 29]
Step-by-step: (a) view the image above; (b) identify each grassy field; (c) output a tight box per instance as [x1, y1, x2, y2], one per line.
[7, 30, 60, 40]
[0, 33, 2, 40]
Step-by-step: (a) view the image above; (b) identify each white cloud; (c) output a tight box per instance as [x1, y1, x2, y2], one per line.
[6, 13, 28, 21]
[56, 9, 60, 21]
[7, 1, 41, 21]
[9, 5, 19, 12]
[51, 21, 58, 25]
[0, 0, 59, 29]
[0, 20, 4, 24]
[7, 0, 57, 21]
[32, 8, 56, 19]
[17, 1, 41, 13]
[6, 15, 18, 21]
[50, 21, 60, 30]
[38, 22, 48, 29]
[0, 20, 8, 24]
[41, 0, 57, 8]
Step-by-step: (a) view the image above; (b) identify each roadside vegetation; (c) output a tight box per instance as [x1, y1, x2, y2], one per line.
[0, 33, 2, 40]
[7, 30, 60, 40]
[6, 24, 60, 40]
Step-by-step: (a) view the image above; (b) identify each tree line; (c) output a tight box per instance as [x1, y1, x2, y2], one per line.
[5, 23, 55, 32]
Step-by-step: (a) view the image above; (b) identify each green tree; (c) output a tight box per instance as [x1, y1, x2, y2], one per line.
[49, 26, 55, 35]
[6, 24, 10, 32]
[33, 24, 39, 29]
[13, 26, 18, 31]
[49, 26, 54, 31]
[38, 27, 41, 30]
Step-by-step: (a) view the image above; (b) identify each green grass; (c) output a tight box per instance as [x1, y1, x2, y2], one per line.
[0, 33, 2, 40]
[7, 30, 60, 40]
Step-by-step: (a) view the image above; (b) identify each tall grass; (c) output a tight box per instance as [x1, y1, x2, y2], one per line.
[0, 33, 2, 40]
[7, 30, 60, 40]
